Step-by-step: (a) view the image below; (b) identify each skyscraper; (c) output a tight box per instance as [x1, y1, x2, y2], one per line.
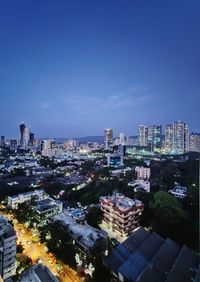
[119, 132, 125, 145]
[29, 132, 35, 146]
[189, 132, 200, 152]
[41, 139, 55, 157]
[19, 123, 30, 149]
[173, 121, 189, 154]
[0, 136, 5, 146]
[104, 129, 113, 150]
[152, 125, 162, 152]
[19, 123, 26, 146]
[165, 124, 174, 153]
[138, 125, 148, 146]
[138, 125, 162, 152]
[0, 216, 16, 280]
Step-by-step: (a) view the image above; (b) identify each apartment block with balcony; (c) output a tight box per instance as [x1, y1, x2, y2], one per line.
[0, 216, 16, 281]
[100, 193, 144, 239]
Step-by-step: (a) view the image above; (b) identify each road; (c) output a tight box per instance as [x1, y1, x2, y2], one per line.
[0, 207, 80, 282]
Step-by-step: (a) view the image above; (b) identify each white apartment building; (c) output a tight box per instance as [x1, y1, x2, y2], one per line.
[7, 189, 46, 209]
[135, 166, 151, 180]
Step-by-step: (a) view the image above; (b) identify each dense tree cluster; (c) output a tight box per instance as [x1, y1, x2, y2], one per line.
[39, 221, 76, 267]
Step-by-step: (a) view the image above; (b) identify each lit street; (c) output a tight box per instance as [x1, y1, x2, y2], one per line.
[0, 208, 80, 282]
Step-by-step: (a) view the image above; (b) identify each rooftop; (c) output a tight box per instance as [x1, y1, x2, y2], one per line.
[54, 211, 106, 249]
[105, 227, 200, 282]
[19, 263, 59, 282]
[100, 193, 142, 210]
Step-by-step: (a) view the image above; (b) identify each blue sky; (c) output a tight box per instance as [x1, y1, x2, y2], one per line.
[0, 0, 199, 138]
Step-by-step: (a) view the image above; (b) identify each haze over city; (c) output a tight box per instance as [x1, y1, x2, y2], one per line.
[0, 0, 200, 138]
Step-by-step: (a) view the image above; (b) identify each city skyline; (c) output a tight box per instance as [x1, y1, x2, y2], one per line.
[0, 1, 200, 137]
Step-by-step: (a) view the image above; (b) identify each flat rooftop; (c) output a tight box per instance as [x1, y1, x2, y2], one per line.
[101, 193, 142, 210]
[55, 211, 106, 249]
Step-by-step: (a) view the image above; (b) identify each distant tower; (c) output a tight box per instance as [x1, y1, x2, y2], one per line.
[29, 132, 35, 146]
[173, 121, 189, 154]
[19, 123, 30, 149]
[165, 124, 174, 153]
[104, 129, 113, 150]
[138, 125, 148, 146]
[20, 123, 26, 146]
[189, 133, 200, 152]
[119, 133, 125, 145]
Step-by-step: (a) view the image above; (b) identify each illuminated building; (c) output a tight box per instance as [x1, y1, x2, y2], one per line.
[104, 128, 113, 150]
[41, 139, 55, 157]
[165, 124, 174, 153]
[138, 125, 148, 146]
[147, 125, 162, 153]
[173, 121, 189, 154]
[189, 132, 200, 152]
[119, 132, 125, 145]
[138, 125, 162, 152]
[0, 216, 16, 281]
[100, 193, 144, 238]
[7, 189, 46, 209]
[107, 154, 123, 166]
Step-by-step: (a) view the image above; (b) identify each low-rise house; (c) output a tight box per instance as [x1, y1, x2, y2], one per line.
[54, 211, 107, 255]
[128, 179, 150, 192]
[168, 185, 187, 199]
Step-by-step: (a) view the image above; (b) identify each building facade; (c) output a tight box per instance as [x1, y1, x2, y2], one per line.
[189, 132, 200, 152]
[135, 166, 151, 180]
[0, 216, 16, 281]
[100, 193, 144, 238]
[7, 190, 46, 209]
[138, 125, 148, 147]
[173, 121, 189, 154]
[104, 129, 113, 150]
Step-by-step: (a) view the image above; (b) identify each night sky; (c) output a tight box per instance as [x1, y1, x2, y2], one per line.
[0, 0, 199, 138]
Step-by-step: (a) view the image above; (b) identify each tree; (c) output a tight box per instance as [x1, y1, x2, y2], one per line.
[149, 192, 193, 246]
[39, 221, 76, 267]
[86, 207, 103, 228]
[17, 243, 24, 254]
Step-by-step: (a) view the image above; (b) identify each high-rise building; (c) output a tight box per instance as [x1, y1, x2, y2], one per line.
[0, 136, 5, 146]
[119, 132, 125, 145]
[138, 125, 162, 152]
[19, 123, 25, 146]
[41, 140, 55, 157]
[189, 132, 200, 152]
[29, 132, 34, 146]
[10, 140, 18, 151]
[19, 123, 30, 149]
[138, 125, 148, 146]
[147, 125, 162, 152]
[0, 216, 16, 281]
[104, 128, 113, 150]
[173, 121, 189, 154]
[165, 124, 174, 153]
